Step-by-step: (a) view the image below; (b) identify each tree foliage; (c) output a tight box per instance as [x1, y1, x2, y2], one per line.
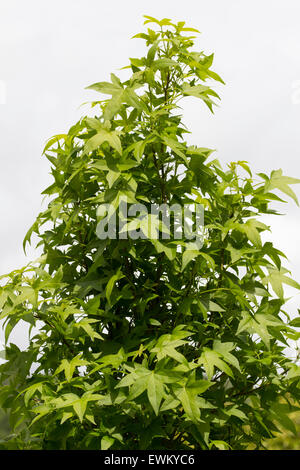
[1, 15, 300, 450]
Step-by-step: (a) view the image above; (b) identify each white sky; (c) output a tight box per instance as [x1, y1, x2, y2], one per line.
[1, 0, 300, 351]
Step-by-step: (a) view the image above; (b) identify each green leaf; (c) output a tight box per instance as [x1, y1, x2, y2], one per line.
[106, 269, 124, 304]
[182, 249, 199, 272]
[290, 317, 300, 327]
[73, 398, 87, 423]
[198, 348, 233, 380]
[101, 436, 115, 450]
[174, 379, 212, 423]
[225, 406, 248, 422]
[153, 58, 179, 70]
[181, 244, 215, 271]
[162, 135, 188, 164]
[151, 239, 176, 261]
[84, 128, 122, 155]
[237, 312, 283, 348]
[181, 82, 220, 111]
[2, 15, 300, 453]
[74, 318, 103, 341]
[151, 328, 192, 364]
[86, 81, 122, 95]
[213, 341, 241, 372]
[261, 267, 300, 299]
[147, 372, 165, 415]
[60, 412, 73, 424]
[174, 387, 200, 422]
[264, 169, 300, 205]
[239, 219, 269, 247]
[43, 134, 69, 153]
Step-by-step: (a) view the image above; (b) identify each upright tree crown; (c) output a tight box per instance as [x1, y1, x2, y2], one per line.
[1, 15, 300, 450]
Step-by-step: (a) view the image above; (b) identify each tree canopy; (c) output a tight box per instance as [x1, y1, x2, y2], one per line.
[1, 15, 300, 450]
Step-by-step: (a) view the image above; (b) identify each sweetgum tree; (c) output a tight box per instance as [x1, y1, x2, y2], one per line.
[1, 15, 300, 450]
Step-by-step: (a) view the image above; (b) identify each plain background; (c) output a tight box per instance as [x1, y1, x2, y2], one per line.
[1, 0, 300, 354]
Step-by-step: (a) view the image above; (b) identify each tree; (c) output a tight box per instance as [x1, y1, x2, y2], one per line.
[1, 15, 300, 450]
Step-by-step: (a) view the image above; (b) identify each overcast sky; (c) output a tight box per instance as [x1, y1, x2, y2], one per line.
[1, 0, 300, 351]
